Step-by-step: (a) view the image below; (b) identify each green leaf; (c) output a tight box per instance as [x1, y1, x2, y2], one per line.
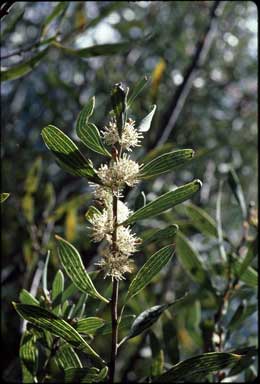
[75, 317, 105, 334]
[176, 231, 213, 288]
[54, 343, 82, 370]
[153, 352, 242, 382]
[121, 296, 186, 344]
[140, 149, 194, 179]
[55, 235, 109, 303]
[228, 167, 247, 219]
[72, 293, 88, 318]
[124, 180, 202, 225]
[137, 104, 156, 132]
[237, 239, 257, 278]
[55, 41, 132, 58]
[126, 245, 175, 301]
[85, 206, 101, 222]
[185, 203, 218, 238]
[77, 121, 110, 156]
[232, 258, 258, 287]
[216, 180, 227, 262]
[0, 192, 10, 203]
[141, 225, 179, 246]
[20, 330, 38, 383]
[64, 366, 108, 383]
[150, 331, 164, 377]
[19, 289, 39, 306]
[41, 125, 96, 178]
[51, 269, 64, 315]
[127, 75, 150, 108]
[41, 2, 69, 37]
[111, 82, 127, 136]
[13, 303, 105, 366]
[1, 48, 49, 82]
[42, 251, 50, 297]
[77, 96, 95, 125]
[228, 302, 256, 332]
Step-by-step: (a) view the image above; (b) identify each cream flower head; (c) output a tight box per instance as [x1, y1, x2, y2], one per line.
[102, 118, 143, 151]
[97, 153, 140, 189]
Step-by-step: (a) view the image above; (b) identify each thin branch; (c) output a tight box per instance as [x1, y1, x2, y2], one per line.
[150, 0, 225, 149]
[0, 1, 16, 20]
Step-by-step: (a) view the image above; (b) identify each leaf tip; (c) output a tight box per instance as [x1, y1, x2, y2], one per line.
[54, 234, 63, 241]
[195, 179, 203, 188]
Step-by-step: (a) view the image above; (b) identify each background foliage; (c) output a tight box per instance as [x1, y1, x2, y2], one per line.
[1, 1, 257, 382]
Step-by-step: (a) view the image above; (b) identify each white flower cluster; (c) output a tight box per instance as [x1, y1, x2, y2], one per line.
[97, 154, 140, 189]
[88, 110, 144, 280]
[89, 199, 141, 280]
[102, 118, 143, 151]
[89, 200, 131, 242]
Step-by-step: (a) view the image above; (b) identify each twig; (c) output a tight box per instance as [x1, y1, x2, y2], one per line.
[150, 0, 225, 149]
[0, 1, 16, 20]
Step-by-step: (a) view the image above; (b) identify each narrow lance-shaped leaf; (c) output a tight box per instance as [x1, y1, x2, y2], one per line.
[176, 231, 213, 290]
[75, 317, 105, 334]
[54, 343, 82, 370]
[127, 75, 150, 108]
[140, 149, 194, 179]
[185, 203, 218, 238]
[111, 82, 127, 137]
[216, 180, 227, 262]
[41, 125, 96, 178]
[1, 48, 49, 82]
[232, 257, 258, 288]
[41, 2, 69, 37]
[141, 224, 179, 246]
[120, 295, 187, 345]
[137, 104, 156, 132]
[54, 41, 132, 58]
[42, 251, 50, 297]
[64, 366, 108, 383]
[19, 289, 39, 306]
[228, 167, 247, 219]
[55, 235, 109, 303]
[13, 303, 105, 366]
[77, 122, 110, 157]
[124, 180, 202, 225]
[0, 193, 10, 203]
[126, 245, 175, 301]
[20, 331, 38, 383]
[51, 269, 64, 315]
[150, 331, 164, 377]
[153, 352, 243, 382]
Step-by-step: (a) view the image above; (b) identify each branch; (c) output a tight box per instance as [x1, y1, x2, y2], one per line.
[0, 1, 16, 20]
[150, 0, 225, 149]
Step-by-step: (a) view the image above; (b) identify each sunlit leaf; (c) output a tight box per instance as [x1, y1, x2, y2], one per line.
[54, 343, 82, 370]
[140, 149, 194, 179]
[64, 366, 108, 383]
[126, 245, 175, 301]
[19, 289, 39, 306]
[153, 352, 242, 382]
[75, 317, 105, 334]
[55, 235, 109, 303]
[137, 104, 157, 132]
[51, 269, 64, 315]
[0, 193, 10, 203]
[20, 330, 38, 383]
[41, 125, 96, 178]
[124, 180, 202, 225]
[13, 303, 105, 365]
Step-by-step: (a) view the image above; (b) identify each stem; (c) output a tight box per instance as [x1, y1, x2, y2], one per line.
[110, 279, 119, 383]
[109, 193, 119, 383]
